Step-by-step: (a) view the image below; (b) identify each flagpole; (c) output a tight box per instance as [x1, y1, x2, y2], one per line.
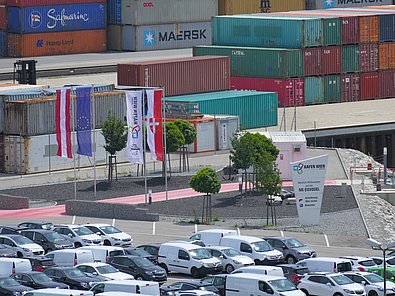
[162, 87, 168, 202]
[92, 85, 97, 198]
[71, 87, 77, 200]
[143, 90, 148, 205]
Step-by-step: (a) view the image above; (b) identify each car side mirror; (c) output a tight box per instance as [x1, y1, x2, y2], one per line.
[92, 272, 98, 275]
[282, 246, 288, 250]
[326, 283, 332, 287]
[96, 232, 101, 236]
[267, 288, 274, 294]
[361, 281, 366, 286]
[67, 233, 73, 238]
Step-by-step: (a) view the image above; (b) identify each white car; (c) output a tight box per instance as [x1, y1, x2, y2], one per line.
[0, 234, 44, 257]
[174, 291, 219, 296]
[53, 224, 103, 248]
[76, 262, 134, 280]
[298, 273, 366, 296]
[369, 256, 395, 268]
[344, 271, 395, 296]
[206, 246, 254, 273]
[339, 256, 377, 272]
[83, 224, 132, 247]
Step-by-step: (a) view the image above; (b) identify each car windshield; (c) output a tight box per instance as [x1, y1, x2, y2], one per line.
[99, 226, 121, 234]
[64, 269, 87, 278]
[268, 279, 297, 292]
[0, 278, 20, 287]
[365, 273, 384, 283]
[41, 223, 54, 230]
[127, 248, 147, 256]
[73, 227, 94, 236]
[284, 238, 305, 248]
[31, 273, 52, 283]
[44, 232, 67, 243]
[251, 241, 273, 252]
[295, 268, 309, 275]
[96, 265, 119, 274]
[190, 248, 212, 260]
[13, 236, 33, 245]
[359, 259, 376, 267]
[133, 257, 155, 268]
[222, 248, 241, 257]
[331, 275, 354, 285]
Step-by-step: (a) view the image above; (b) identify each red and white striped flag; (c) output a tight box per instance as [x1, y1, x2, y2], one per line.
[56, 88, 72, 158]
[146, 89, 164, 162]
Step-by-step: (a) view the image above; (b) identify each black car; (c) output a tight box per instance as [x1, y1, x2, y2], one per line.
[108, 255, 167, 283]
[200, 274, 227, 296]
[0, 276, 33, 296]
[137, 243, 161, 262]
[25, 256, 56, 271]
[160, 281, 220, 296]
[124, 247, 158, 264]
[11, 271, 69, 289]
[20, 229, 74, 253]
[0, 226, 20, 235]
[278, 264, 309, 285]
[44, 267, 104, 290]
[17, 221, 54, 231]
[0, 244, 17, 258]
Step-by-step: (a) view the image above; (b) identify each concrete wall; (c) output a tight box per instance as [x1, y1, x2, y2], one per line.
[0, 194, 29, 209]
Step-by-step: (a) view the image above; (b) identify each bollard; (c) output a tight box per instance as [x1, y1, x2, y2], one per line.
[148, 190, 152, 205]
[377, 183, 382, 191]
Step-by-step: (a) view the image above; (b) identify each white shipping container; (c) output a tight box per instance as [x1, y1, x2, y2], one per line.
[307, 0, 392, 9]
[122, 22, 212, 51]
[121, 0, 218, 25]
[185, 119, 216, 153]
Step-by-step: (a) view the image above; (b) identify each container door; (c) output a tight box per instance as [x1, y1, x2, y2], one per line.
[278, 150, 290, 180]
[196, 122, 215, 153]
[219, 121, 228, 150]
[4, 135, 23, 174]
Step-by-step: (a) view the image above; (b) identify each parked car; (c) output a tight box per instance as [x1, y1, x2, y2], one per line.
[369, 256, 395, 268]
[24, 288, 94, 296]
[108, 255, 167, 283]
[20, 229, 74, 253]
[11, 271, 69, 289]
[174, 291, 219, 296]
[200, 274, 227, 296]
[0, 226, 20, 235]
[79, 246, 125, 263]
[0, 243, 17, 258]
[53, 225, 103, 248]
[339, 256, 377, 271]
[83, 224, 132, 247]
[0, 258, 32, 276]
[45, 249, 94, 267]
[136, 243, 161, 262]
[205, 246, 254, 274]
[0, 234, 44, 257]
[0, 276, 33, 295]
[278, 264, 309, 285]
[123, 247, 158, 264]
[188, 229, 238, 247]
[44, 266, 104, 290]
[231, 265, 284, 277]
[76, 262, 134, 280]
[17, 221, 54, 230]
[89, 280, 160, 295]
[25, 256, 56, 271]
[344, 271, 395, 296]
[298, 272, 366, 296]
[280, 189, 295, 201]
[368, 267, 395, 283]
[160, 281, 220, 296]
[298, 257, 352, 273]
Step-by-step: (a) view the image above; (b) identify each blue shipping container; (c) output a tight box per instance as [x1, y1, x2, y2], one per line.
[379, 14, 395, 42]
[0, 31, 6, 57]
[107, 0, 121, 25]
[8, 3, 106, 34]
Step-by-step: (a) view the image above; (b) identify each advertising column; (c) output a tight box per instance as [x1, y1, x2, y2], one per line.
[290, 155, 328, 226]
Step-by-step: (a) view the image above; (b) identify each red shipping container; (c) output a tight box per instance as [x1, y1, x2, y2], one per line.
[303, 48, 321, 76]
[341, 73, 360, 102]
[360, 72, 379, 100]
[118, 56, 230, 97]
[340, 16, 360, 45]
[7, 30, 106, 57]
[379, 43, 395, 70]
[0, 6, 6, 31]
[379, 71, 395, 98]
[360, 43, 379, 72]
[321, 46, 342, 75]
[0, 0, 4, 4]
[8, 0, 105, 6]
[230, 76, 304, 107]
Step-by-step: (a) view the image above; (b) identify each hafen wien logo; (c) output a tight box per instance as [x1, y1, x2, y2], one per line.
[29, 11, 42, 29]
[293, 163, 304, 174]
[36, 40, 44, 48]
[324, 0, 334, 8]
[144, 30, 155, 47]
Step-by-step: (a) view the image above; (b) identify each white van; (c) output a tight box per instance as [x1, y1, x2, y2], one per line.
[90, 280, 160, 296]
[0, 258, 32, 276]
[45, 249, 94, 267]
[226, 273, 305, 296]
[158, 242, 222, 278]
[96, 293, 151, 296]
[189, 229, 238, 246]
[80, 246, 125, 263]
[298, 257, 353, 273]
[231, 265, 284, 276]
[219, 235, 284, 265]
[24, 288, 94, 296]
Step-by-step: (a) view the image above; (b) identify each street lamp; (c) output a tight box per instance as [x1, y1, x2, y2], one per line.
[365, 239, 395, 296]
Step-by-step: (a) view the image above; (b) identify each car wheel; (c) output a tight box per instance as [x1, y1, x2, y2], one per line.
[225, 264, 235, 274]
[254, 259, 261, 265]
[17, 252, 23, 258]
[191, 267, 200, 278]
[136, 275, 144, 280]
[74, 242, 82, 248]
[159, 263, 168, 274]
[333, 293, 343, 296]
[301, 289, 309, 296]
[368, 292, 378, 296]
[286, 255, 296, 264]
[103, 240, 111, 246]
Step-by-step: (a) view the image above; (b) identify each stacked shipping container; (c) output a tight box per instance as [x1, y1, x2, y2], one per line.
[0, 5, 6, 56]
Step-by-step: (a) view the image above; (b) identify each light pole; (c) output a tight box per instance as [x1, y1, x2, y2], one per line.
[365, 239, 395, 296]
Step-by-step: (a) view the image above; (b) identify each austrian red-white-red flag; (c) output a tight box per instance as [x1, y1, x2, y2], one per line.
[146, 89, 164, 161]
[56, 88, 72, 158]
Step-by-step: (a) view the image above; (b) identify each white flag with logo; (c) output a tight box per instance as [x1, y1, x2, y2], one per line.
[126, 91, 143, 164]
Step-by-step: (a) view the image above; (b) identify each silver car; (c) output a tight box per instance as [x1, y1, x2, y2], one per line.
[205, 246, 254, 273]
[54, 225, 103, 248]
[0, 235, 44, 257]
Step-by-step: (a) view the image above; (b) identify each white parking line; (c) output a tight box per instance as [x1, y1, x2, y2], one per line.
[72, 215, 76, 224]
[112, 218, 115, 226]
[280, 230, 284, 237]
[194, 224, 197, 233]
[324, 234, 330, 247]
[152, 222, 156, 235]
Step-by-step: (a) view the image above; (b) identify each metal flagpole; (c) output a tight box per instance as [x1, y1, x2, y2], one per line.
[143, 90, 148, 204]
[162, 87, 168, 202]
[71, 87, 77, 200]
[92, 85, 97, 198]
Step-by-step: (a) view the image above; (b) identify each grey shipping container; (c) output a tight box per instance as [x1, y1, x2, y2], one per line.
[121, 0, 218, 25]
[122, 22, 212, 51]
[204, 114, 240, 150]
[306, 0, 392, 9]
[107, 25, 122, 51]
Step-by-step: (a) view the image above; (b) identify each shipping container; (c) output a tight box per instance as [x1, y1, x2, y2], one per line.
[8, 4, 106, 34]
[230, 76, 304, 107]
[0, 31, 6, 57]
[8, 0, 105, 7]
[307, 0, 392, 9]
[341, 73, 360, 102]
[379, 42, 395, 70]
[324, 75, 341, 103]
[121, 22, 211, 51]
[7, 30, 106, 57]
[303, 47, 322, 76]
[121, 0, 217, 25]
[379, 70, 395, 98]
[193, 45, 303, 78]
[0, 134, 3, 173]
[212, 15, 323, 48]
[342, 45, 360, 73]
[379, 14, 395, 42]
[107, 25, 122, 51]
[0, 5, 6, 31]
[360, 43, 379, 72]
[304, 76, 324, 105]
[322, 46, 342, 75]
[204, 115, 239, 151]
[0, 0, 5, 4]
[165, 91, 278, 129]
[108, 0, 122, 25]
[118, 56, 230, 96]
[218, 0, 305, 15]
[360, 72, 379, 100]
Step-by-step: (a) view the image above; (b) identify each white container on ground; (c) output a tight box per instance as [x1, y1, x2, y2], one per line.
[204, 114, 239, 150]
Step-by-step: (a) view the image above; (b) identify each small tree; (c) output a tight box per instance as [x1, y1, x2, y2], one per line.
[174, 120, 197, 172]
[165, 122, 185, 177]
[189, 167, 221, 223]
[101, 113, 127, 182]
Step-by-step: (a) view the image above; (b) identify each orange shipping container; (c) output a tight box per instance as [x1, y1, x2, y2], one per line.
[0, 0, 5, 5]
[218, 0, 305, 15]
[359, 16, 379, 43]
[8, 30, 106, 57]
[379, 42, 395, 70]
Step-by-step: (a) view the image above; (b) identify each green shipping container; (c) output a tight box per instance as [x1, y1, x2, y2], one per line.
[342, 45, 360, 73]
[165, 91, 278, 129]
[322, 17, 341, 46]
[324, 75, 341, 103]
[193, 45, 303, 78]
[304, 77, 324, 105]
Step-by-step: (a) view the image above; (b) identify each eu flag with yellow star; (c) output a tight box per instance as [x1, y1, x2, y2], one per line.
[76, 87, 92, 156]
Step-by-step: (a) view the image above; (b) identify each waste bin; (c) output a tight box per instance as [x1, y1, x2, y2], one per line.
[377, 183, 382, 191]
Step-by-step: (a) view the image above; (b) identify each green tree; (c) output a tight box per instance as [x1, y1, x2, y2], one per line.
[101, 113, 127, 182]
[165, 122, 185, 176]
[174, 120, 197, 172]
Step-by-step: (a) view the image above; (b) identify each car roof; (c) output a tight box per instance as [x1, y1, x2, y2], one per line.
[206, 246, 233, 251]
[84, 224, 110, 227]
[221, 235, 263, 243]
[307, 272, 342, 276]
[14, 271, 44, 275]
[228, 273, 285, 281]
[264, 236, 295, 240]
[196, 229, 237, 234]
[0, 234, 24, 239]
[77, 262, 109, 267]
[278, 264, 307, 269]
[21, 229, 54, 233]
[138, 243, 161, 248]
[343, 271, 372, 276]
[19, 221, 52, 224]
[203, 274, 228, 279]
[161, 242, 203, 250]
[111, 255, 140, 260]
[95, 279, 156, 286]
[339, 256, 372, 261]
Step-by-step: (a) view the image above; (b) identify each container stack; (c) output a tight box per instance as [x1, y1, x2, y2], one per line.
[6, 0, 106, 57]
[194, 5, 395, 106]
[218, 0, 306, 15]
[0, 0, 6, 57]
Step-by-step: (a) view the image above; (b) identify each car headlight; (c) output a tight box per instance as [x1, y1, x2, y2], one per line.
[12, 292, 21, 296]
[377, 287, 384, 291]
[145, 271, 153, 275]
[81, 282, 89, 288]
[113, 237, 120, 241]
[232, 260, 242, 264]
[22, 248, 31, 252]
[82, 239, 92, 243]
[343, 289, 355, 294]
